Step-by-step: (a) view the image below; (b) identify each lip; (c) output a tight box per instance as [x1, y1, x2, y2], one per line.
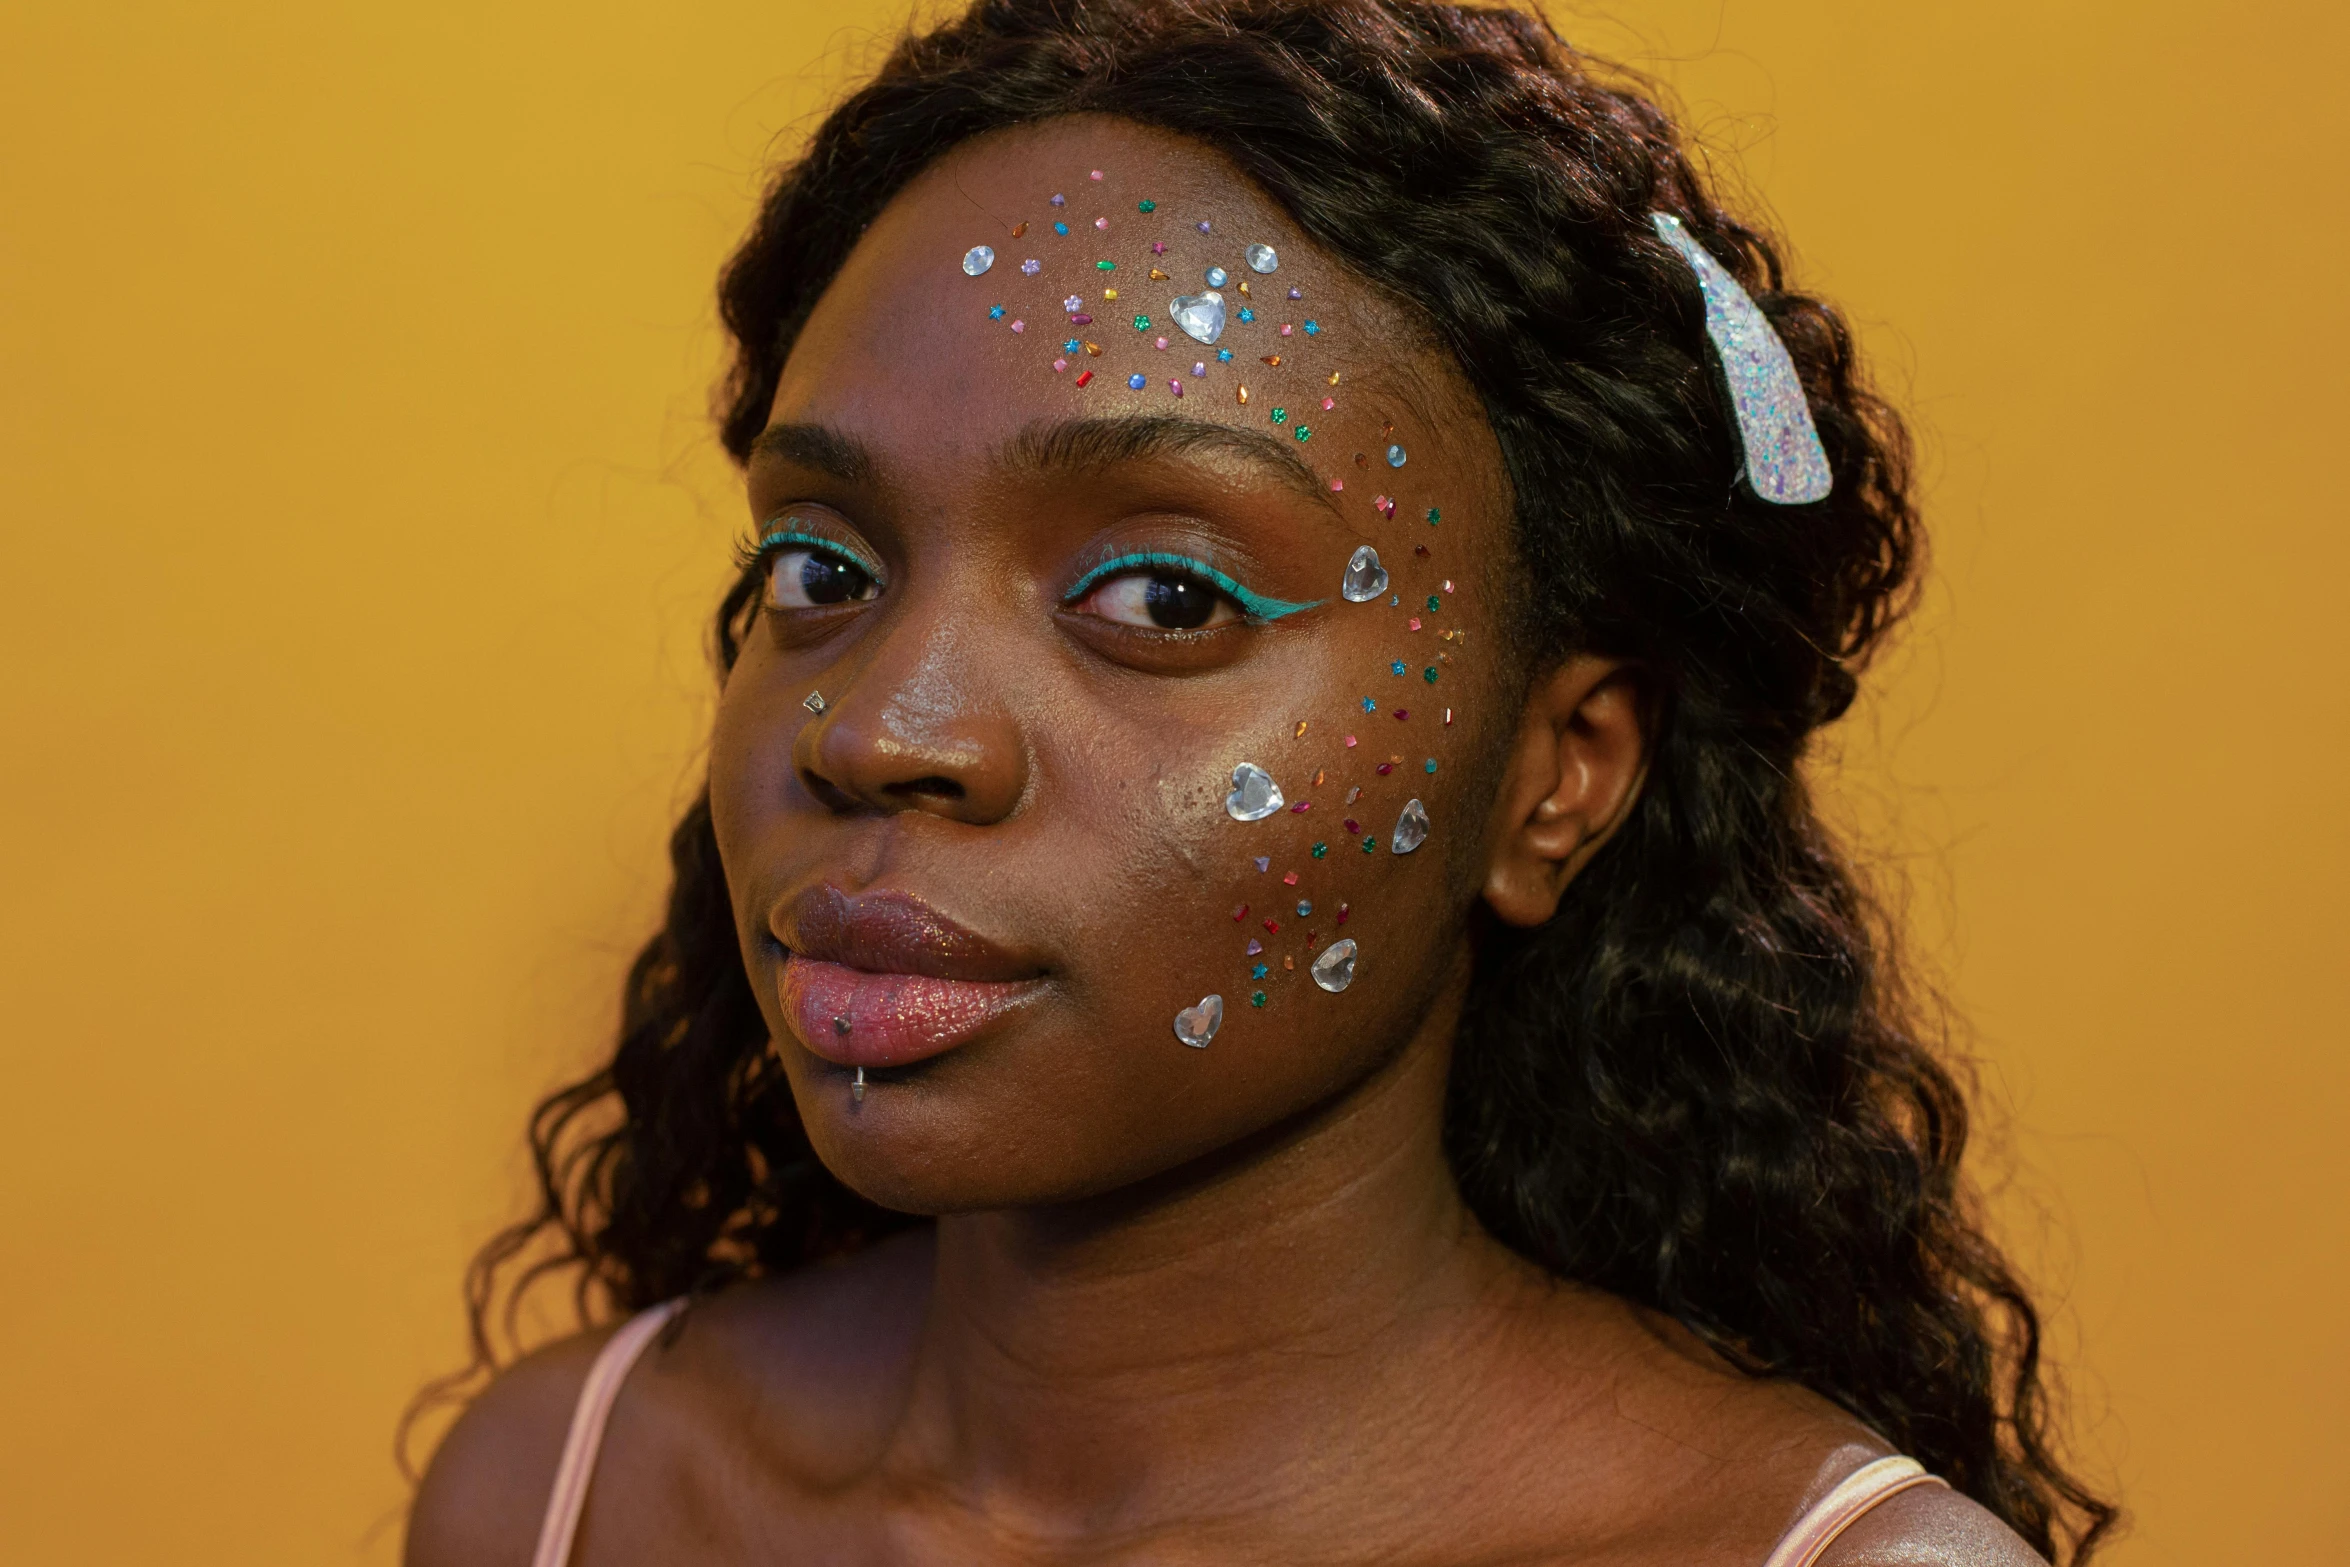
[773, 885, 1046, 1069]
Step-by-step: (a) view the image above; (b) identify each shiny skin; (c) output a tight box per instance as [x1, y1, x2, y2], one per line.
[408, 119, 2041, 1567]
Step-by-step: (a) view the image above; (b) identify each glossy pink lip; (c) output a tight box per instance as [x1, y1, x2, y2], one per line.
[773, 886, 1045, 1069]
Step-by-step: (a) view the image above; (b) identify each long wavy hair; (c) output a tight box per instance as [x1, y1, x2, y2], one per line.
[429, 0, 2116, 1557]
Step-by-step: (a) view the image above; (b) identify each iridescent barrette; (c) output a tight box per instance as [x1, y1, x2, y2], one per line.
[1649, 212, 1831, 505]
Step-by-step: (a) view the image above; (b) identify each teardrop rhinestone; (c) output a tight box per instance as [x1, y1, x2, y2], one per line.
[961, 245, 996, 276]
[1245, 242, 1279, 273]
[1225, 762, 1286, 822]
[1340, 545, 1390, 603]
[1386, 443, 1408, 467]
[1391, 798, 1430, 855]
[1172, 993, 1224, 1047]
[1169, 289, 1227, 345]
[1310, 938, 1358, 993]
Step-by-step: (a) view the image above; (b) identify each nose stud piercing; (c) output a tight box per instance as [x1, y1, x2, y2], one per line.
[803, 690, 828, 715]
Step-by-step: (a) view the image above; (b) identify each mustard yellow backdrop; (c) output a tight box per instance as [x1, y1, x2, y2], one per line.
[3, 3, 2341, 1562]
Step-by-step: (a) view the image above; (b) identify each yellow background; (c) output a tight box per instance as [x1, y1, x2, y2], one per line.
[3, 3, 2341, 1561]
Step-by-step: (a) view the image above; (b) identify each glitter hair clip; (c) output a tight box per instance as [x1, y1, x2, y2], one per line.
[1649, 212, 1832, 505]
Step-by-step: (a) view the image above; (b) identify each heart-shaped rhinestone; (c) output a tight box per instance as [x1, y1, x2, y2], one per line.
[1340, 545, 1390, 603]
[1173, 993, 1224, 1048]
[1310, 939, 1358, 993]
[1225, 762, 1285, 822]
[1169, 289, 1227, 345]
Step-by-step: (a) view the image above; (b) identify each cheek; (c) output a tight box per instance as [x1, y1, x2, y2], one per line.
[1172, 533, 1480, 1055]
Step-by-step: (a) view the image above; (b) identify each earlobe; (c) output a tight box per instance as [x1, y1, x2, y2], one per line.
[1481, 657, 1649, 928]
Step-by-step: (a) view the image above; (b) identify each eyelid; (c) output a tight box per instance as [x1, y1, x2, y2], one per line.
[756, 524, 886, 584]
[1064, 551, 1320, 623]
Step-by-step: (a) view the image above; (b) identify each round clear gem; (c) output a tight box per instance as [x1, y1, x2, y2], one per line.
[1386, 443, 1407, 467]
[961, 245, 995, 276]
[1246, 243, 1279, 274]
[1206, 265, 1229, 287]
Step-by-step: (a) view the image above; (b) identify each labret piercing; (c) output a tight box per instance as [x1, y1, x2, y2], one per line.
[803, 690, 827, 715]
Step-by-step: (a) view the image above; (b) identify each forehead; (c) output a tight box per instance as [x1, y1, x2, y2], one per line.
[770, 116, 1454, 469]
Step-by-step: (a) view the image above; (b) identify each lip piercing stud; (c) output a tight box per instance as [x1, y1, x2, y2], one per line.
[852, 1065, 866, 1103]
[803, 690, 828, 715]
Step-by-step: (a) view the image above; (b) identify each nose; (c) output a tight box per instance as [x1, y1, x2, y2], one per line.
[792, 611, 1028, 827]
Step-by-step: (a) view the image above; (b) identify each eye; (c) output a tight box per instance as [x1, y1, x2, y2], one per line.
[765, 546, 881, 609]
[1076, 566, 1242, 630]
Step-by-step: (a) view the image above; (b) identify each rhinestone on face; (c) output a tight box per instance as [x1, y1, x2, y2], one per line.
[1054, 222, 1069, 236]
[802, 690, 827, 715]
[1386, 443, 1407, 467]
[1237, 307, 1256, 323]
[1303, 321, 1321, 335]
[1225, 762, 1285, 822]
[1246, 242, 1279, 273]
[961, 245, 995, 276]
[1341, 545, 1390, 603]
[1051, 193, 1066, 206]
[1020, 258, 1041, 275]
[1217, 348, 1234, 362]
[1128, 373, 1147, 390]
[1205, 266, 1228, 288]
[1311, 938, 1358, 993]
[1169, 290, 1226, 345]
[1172, 993, 1223, 1048]
[988, 305, 1005, 319]
[1139, 199, 1157, 212]
[1392, 798, 1430, 854]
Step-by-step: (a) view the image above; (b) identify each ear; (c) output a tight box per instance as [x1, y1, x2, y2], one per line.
[1481, 655, 1649, 928]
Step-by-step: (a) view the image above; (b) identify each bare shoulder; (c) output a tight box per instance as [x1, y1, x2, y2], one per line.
[404, 1231, 935, 1567]
[1817, 1482, 2049, 1567]
[403, 1326, 619, 1567]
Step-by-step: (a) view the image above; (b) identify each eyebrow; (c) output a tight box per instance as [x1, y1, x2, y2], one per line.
[1000, 414, 1332, 505]
[746, 412, 1336, 509]
[747, 421, 880, 484]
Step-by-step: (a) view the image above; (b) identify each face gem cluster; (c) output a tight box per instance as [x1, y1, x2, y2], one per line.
[954, 168, 1465, 1051]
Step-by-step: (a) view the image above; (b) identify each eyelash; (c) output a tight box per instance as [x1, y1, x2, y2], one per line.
[738, 527, 885, 582]
[1063, 552, 1317, 624]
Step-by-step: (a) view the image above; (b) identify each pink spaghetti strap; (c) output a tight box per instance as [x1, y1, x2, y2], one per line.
[528, 1299, 687, 1567]
[1759, 1455, 1947, 1567]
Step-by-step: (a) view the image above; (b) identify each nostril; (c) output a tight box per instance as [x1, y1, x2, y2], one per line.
[888, 775, 966, 801]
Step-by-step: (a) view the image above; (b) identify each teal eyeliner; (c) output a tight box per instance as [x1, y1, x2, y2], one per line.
[1064, 552, 1321, 623]
[755, 527, 885, 583]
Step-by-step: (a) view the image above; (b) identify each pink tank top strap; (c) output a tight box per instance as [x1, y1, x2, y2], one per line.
[528, 1299, 688, 1567]
[1760, 1454, 1946, 1567]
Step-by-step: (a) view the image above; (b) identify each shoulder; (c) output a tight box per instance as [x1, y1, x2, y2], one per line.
[403, 1233, 935, 1567]
[403, 1324, 623, 1567]
[1815, 1478, 2048, 1567]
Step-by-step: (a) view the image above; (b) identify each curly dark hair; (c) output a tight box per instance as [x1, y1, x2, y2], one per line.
[432, 0, 2117, 1558]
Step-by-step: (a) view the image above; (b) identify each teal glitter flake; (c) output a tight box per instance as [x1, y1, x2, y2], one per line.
[1097, 260, 1116, 271]
[1295, 426, 1311, 441]
[988, 304, 1005, 320]
[1133, 314, 1150, 330]
[1390, 660, 1407, 676]
[1362, 837, 1378, 853]
[1238, 307, 1256, 323]
[1053, 221, 1069, 235]
[1311, 842, 1328, 858]
[1139, 199, 1157, 212]
[1064, 338, 1081, 352]
[1270, 407, 1287, 424]
[1425, 758, 1438, 773]
[1423, 666, 1439, 684]
[1426, 595, 1441, 611]
[1427, 508, 1441, 525]
[1362, 697, 1377, 713]
[1250, 991, 1268, 1008]
[1303, 320, 1321, 335]
[1251, 963, 1269, 980]
[1216, 348, 1234, 362]
[1296, 901, 1313, 917]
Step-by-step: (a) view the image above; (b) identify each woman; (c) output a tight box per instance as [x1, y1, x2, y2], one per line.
[408, 1, 2116, 1561]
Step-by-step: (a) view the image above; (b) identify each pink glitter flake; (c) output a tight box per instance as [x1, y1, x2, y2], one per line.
[1408, 616, 1421, 631]
[1344, 734, 1358, 747]
[1396, 709, 1409, 722]
[1089, 168, 1104, 180]
[1170, 379, 1184, 397]
[1282, 871, 1299, 886]
[1233, 904, 1249, 922]
[1152, 241, 1168, 255]
[1330, 479, 1344, 492]
[1094, 217, 1109, 230]
[1280, 323, 1294, 336]
[1322, 397, 1335, 410]
[1155, 336, 1169, 349]
[1289, 801, 1312, 813]
[1010, 320, 1025, 333]
[1053, 358, 1068, 372]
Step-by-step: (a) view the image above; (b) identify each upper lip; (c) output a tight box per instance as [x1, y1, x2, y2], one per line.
[774, 883, 1043, 983]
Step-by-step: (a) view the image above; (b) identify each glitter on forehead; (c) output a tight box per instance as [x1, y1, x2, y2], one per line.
[1649, 211, 1833, 505]
[1246, 242, 1279, 273]
[1054, 222, 1069, 236]
[1021, 258, 1041, 275]
[1051, 193, 1066, 205]
[961, 245, 995, 275]
[1138, 198, 1157, 212]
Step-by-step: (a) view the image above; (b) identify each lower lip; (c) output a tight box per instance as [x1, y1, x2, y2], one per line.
[779, 954, 1040, 1069]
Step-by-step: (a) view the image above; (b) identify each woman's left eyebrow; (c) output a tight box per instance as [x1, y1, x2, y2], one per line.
[999, 414, 1336, 508]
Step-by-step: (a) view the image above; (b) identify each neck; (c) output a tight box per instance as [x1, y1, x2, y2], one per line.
[894, 994, 1530, 1523]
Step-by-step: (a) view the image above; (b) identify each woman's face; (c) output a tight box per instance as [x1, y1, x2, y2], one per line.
[710, 117, 1522, 1213]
